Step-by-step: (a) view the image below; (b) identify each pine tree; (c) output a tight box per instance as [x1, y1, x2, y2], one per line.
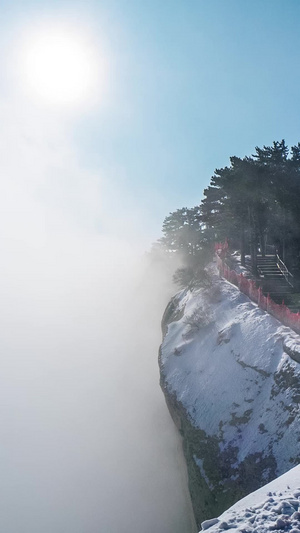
[159, 206, 205, 258]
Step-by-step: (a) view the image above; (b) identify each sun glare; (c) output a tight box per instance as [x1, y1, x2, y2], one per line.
[21, 28, 100, 107]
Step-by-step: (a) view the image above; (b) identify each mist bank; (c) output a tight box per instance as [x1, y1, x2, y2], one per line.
[0, 97, 198, 531]
[0, 229, 199, 532]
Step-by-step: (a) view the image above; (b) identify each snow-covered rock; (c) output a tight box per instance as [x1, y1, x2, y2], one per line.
[159, 267, 300, 528]
[200, 465, 300, 533]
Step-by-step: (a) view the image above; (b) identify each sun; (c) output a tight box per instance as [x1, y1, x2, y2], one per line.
[21, 27, 100, 107]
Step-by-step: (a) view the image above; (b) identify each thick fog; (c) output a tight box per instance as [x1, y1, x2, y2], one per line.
[0, 102, 196, 532]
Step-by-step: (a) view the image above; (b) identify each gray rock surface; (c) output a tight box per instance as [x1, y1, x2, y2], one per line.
[159, 274, 300, 528]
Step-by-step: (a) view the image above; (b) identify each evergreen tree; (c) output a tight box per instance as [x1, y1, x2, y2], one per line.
[201, 140, 300, 272]
[201, 156, 269, 268]
[159, 206, 205, 258]
[157, 139, 300, 287]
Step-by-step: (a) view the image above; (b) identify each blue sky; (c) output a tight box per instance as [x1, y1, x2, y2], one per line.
[1, 0, 300, 245]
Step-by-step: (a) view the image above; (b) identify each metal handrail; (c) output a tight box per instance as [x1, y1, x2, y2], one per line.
[276, 254, 294, 287]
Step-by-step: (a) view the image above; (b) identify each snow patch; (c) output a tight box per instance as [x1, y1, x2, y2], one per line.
[200, 465, 300, 533]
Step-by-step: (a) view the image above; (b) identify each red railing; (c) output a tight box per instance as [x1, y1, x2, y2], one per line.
[214, 240, 228, 256]
[216, 253, 300, 334]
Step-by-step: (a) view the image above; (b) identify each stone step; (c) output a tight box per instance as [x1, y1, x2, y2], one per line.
[261, 279, 294, 291]
[263, 289, 294, 293]
[262, 285, 294, 294]
[263, 278, 291, 283]
[257, 260, 277, 264]
[258, 264, 280, 267]
[258, 266, 280, 269]
[258, 265, 281, 268]
[257, 264, 278, 268]
[263, 286, 293, 292]
[260, 267, 282, 270]
[259, 273, 285, 277]
[260, 276, 287, 283]
[258, 263, 280, 267]
[257, 256, 277, 259]
[242, 254, 295, 301]
[261, 278, 286, 281]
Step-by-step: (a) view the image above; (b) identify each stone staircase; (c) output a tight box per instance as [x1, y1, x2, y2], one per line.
[246, 255, 299, 311]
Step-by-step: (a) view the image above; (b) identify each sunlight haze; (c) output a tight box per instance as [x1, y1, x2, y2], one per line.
[22, 30, 97, 105]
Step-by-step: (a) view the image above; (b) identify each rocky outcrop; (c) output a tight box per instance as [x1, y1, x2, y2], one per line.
[200, 464, 300, 533]
[159, 271, 300, 529]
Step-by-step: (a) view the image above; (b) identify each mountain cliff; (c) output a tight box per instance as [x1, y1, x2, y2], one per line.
[159, 265, 300, 529]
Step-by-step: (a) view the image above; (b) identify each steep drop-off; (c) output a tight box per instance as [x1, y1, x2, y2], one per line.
[159, 267, 300, 528]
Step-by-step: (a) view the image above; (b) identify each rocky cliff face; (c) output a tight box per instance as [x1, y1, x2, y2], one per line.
[159, 267, 300, 529]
